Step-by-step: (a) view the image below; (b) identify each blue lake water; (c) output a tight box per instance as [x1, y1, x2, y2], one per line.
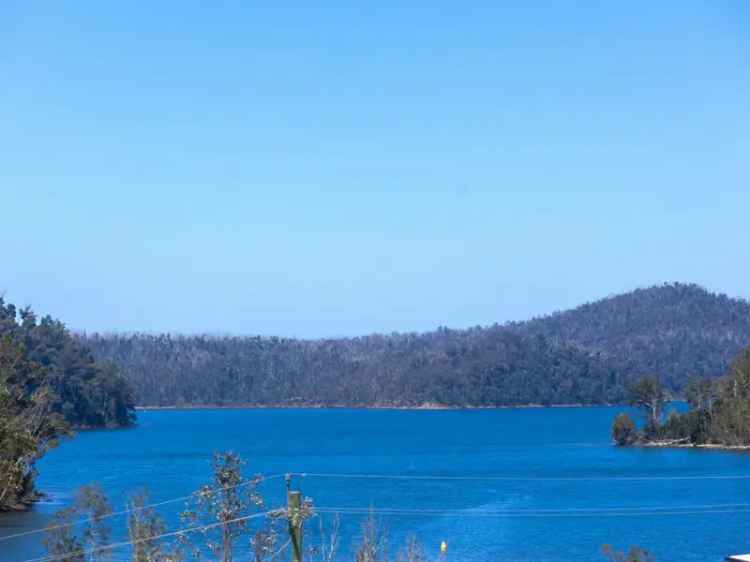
[3, 406, 750, 562]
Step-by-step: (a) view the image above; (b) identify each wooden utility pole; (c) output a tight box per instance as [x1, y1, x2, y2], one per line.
[286, 475, 303, 562]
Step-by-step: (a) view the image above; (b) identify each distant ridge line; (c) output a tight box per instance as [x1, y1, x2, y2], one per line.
[80, 282, 750, 408]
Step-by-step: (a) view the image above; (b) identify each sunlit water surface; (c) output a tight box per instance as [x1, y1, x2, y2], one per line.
[2, 406, 750, 562]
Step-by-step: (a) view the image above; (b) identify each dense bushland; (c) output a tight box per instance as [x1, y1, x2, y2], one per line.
[510, 283, 750, 391]
[0, 298, 135, 511]
[0, 298, 135, 428]
[82, 284, 750, 408]
[612, 347, 750, 447]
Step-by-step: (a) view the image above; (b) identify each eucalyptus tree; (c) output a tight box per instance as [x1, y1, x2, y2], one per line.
[76, 484, 113, 562]
[128, 491, 183, 562]
[43, 506, 85, 562]
[180, 452, 266, 562]
[627, 375, 666, 437]
[0, 334, 69, 511]
[42, 484, 112, 562]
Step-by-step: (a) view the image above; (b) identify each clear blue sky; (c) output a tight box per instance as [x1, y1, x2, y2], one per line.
[1, 2, 748, 337]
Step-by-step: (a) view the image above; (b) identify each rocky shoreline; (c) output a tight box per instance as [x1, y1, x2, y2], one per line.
[0, 491, 42, 513]
[635, 439, 750, 451]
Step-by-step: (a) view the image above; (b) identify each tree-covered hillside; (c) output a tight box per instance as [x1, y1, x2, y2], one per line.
[82, 329, 621, 407]
[81, 284, 750, 408]
[0, 298, 135, 428]
[510, 283, 750, 390]
[0, 298, 135, 510]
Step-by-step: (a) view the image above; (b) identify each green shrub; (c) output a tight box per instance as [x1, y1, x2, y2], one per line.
[611, 413, 637, 446]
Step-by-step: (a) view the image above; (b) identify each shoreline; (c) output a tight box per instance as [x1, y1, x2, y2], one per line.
[135, 402, 617, 412]
[634, 440, 750, 452]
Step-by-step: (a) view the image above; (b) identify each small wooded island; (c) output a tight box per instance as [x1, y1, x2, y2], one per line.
[612, 347, 750, 448]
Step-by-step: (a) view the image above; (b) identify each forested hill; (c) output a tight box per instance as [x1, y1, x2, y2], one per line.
[0, 298, 135, 428]
[508, 283, 750, 391]
[81, 283, 750, 408]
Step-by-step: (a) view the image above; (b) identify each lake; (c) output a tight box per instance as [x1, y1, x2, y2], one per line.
[2, 406, 750, 562]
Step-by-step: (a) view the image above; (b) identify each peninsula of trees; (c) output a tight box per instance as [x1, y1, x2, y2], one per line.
[82, 283, 750, 409]
[0, 298, 135, 511]
[613, 347, 750, 448]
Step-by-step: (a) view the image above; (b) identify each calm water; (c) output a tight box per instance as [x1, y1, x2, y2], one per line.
[2, 406, 750, 562]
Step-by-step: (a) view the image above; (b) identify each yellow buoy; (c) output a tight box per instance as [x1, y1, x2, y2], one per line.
[440, 541, 448, 554]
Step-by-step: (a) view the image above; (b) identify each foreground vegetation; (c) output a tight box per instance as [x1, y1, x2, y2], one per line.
[41, 452, 447, 562]
[0, 298, 135, 511]
[612, 347, 750, 447]
[83, 284, 750, 408]
[40, 452, 654, 562]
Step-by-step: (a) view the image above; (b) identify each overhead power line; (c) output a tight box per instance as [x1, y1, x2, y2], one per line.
[1, 474, 284, 544]
[9, 470, 750, 544]
[13, 470, 750, 559]
[318, 502, 750, 513]
[19, 497, 750, 561]
[294, 471, 750, 482]
[22, 510, 272, 562]
[314, 505, 750, 518]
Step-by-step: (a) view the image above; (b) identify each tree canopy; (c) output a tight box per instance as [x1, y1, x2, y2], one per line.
[82, 284, 750, 408]
[0, 298, 135, 428]
[0, 297, 135, 511]
[614, 347, 750, 447]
